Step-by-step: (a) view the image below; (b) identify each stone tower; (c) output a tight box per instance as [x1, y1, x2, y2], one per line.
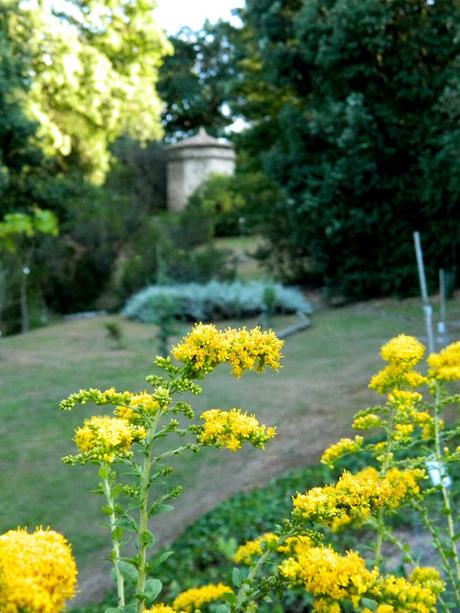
[166, 128, 236, 212]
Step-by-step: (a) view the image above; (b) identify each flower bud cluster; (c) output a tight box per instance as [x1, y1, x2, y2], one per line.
[320, 436, 364, 468]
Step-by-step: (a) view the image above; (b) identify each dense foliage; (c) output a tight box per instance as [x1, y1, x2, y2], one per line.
[235, 0, 460, 297]
[158, 23, 237, 140]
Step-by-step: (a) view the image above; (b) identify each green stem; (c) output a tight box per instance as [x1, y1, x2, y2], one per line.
[374, 412, 395, 570]
[432, 384, 460, 596]
[434, 385, 460, 576]
[417, 502, 460, 609]
[136, 414, 161, 613]
[234, 530, 294, 612]
[102, 472, 125, 608]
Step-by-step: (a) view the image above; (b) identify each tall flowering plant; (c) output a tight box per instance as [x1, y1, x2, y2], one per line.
[211, 335, 460, 613]
[60, 324, 283, 613]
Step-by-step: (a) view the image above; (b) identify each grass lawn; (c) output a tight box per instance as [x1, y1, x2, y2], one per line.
[1, 295, 459, 605]
[213, 235, 265, 279]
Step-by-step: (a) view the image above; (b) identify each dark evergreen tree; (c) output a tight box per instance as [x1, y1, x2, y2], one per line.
[239, 0, 460, 297]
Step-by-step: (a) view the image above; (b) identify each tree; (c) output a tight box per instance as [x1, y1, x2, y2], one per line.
[0, 209, 58, 332]
[158, 22, 239, 140]
[238, 0, 460, 297]
[16, 0, 171, 183]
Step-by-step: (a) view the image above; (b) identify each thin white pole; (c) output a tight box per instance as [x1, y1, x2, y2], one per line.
[438, 269, 446, 334]
[413, 232, 435, 354]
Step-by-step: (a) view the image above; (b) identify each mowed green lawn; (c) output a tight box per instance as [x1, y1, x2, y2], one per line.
[1, 296, 458, 604]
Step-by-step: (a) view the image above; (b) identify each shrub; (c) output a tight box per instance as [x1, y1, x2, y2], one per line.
[121, 280, 312, 323]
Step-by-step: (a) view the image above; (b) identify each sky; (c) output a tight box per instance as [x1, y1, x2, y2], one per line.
[156, 0, 245, 34]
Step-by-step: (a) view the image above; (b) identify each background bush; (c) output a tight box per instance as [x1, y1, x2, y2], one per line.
[122, 280, 312, 323]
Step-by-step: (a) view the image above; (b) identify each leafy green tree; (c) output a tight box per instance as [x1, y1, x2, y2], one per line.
[159, 22, 238, 139]
[0, 209, 58, 332]
[239, 0, 460, 297]
[17, 0, 171, 183]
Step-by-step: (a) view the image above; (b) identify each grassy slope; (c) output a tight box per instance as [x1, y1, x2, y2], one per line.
[0, 296, 458, 604]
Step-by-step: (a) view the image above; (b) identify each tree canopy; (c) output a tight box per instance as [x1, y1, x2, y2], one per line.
[14, 0, 170, 183]
[236, 0, 460, 297]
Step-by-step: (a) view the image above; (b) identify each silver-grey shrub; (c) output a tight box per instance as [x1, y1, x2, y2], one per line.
[121, 280, 312, 323]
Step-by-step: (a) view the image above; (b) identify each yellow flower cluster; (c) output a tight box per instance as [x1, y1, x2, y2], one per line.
[409, 567, 445, 595]
[320, 436, 364, 468]
[352, 413, 382, 430]
[369, 335, 427, 394]
[279, 544, 377, 609]
[279, 538, 442, 612]
[277, 535, 314, 556]
[199, 408, 276, 451]
[233, 532, 278, 564]
[292, 467, 424, 529]
[369, 570, 443, 612]
[387, 390, 437, 442]
[428, 340, 460, 381]
[115, 391, 162, 421]
[380, 335, 425, 367]
[172, 324, 283, 377]
[172, 583, 233, 611]
[0, 528, 77, 613]
[74, 415, 146, 463]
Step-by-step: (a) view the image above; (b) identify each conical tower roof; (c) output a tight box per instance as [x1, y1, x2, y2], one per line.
[167, 127, 233, 150]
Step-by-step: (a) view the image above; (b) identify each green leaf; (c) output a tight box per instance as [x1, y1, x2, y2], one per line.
[149, 503, 174, 517]
[118, 560, 138, 583]
[144, 578, 162, 604]
[214, 605, 231, 613]
[148, 550, 174, 571]
[360, 598, 377, 611]
[104, 608, 124, 613]
[232, 567, 242, 587]
[116, 516, 137, 532]
[140, 529, 155, 548]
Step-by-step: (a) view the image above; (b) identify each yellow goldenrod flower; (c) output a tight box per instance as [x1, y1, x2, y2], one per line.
[172, 324, 283, 377]
[233, 532, 278, 564]
[172, 583, 233, 611]
[73, 415, 146, 463]
[393, 423, 414, 443]
[278, 535, 314, 556]
[279, 545, 377, 607]
[388, 390, 423, 408]
[380, 335, 425, 367]
[115, 391, 161, 421]
[428, 341, 460, 380]
[199, 408, 276, 451]
[370, 573, 440, 612]
[313, 599, 341, 612]
[352, 413, 382, 430]
[293, 467, 424, 528]
[369, 365, 427, 394]
[409, 567, 445, 594]
[370, 336, 428, 393]
[321, 436, 364, 467]
[0, 528, 77, 613]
